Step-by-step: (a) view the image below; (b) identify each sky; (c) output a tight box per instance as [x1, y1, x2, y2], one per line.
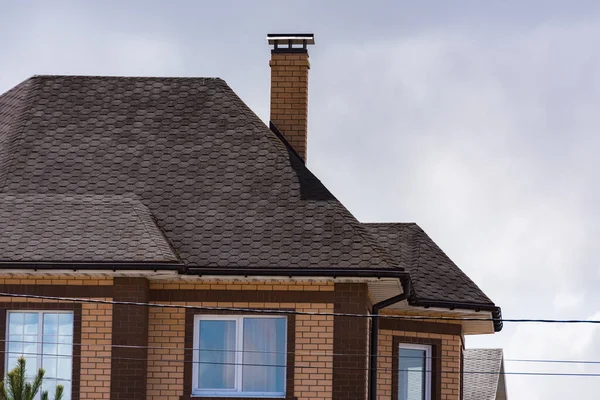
[1, 1, 600, 398]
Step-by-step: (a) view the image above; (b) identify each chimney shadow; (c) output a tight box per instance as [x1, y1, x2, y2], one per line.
[270, 122, 334, 202]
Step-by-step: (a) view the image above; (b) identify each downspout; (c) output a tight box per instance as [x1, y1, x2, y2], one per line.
[369, 281, 411, 400]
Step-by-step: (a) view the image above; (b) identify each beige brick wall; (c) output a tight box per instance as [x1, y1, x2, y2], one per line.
[269, 52, 310, 160]
[147, 304, 185, 398]
[293, 302, 334, 399]
[0, 275, 113, 285]
[377, 329, 462, 400]
[149, 279, 334, 291]
[80, 300, 113, 399]
[147, 299, 334, 399]
[0, 276, 114, 399]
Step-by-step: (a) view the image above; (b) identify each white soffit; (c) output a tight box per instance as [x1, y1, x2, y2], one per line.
[368, 279, 404, 304]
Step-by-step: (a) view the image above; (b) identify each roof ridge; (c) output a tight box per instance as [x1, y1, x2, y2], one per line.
[130, 200, 182, 262]
[410, 223, 424, 299]
[29, 74, 223, 81]
[336, 208, 398, 268]
[362, 222, 417, 226]
[209, 78, 290, 154]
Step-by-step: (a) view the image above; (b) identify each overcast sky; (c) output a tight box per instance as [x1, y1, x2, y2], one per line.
[2, 1, 600, 398]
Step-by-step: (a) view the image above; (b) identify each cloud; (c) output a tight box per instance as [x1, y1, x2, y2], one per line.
[502, 312, 600, 399]
[0, 4, 184, 90]
[308, 19, 600, 399]
[2, 2, 600, 398]
[553, 290, 585, 311]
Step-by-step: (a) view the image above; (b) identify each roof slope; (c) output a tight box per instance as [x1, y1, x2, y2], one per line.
[362, 223, 494, 306]
[0, 79, 35, 185]
[0, 194, 178, 263]
[0, 75, 397, 270]
[463, 348, 507, 400]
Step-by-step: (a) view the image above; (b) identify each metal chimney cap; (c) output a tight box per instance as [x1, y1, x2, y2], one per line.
[267, 33, 315, 46]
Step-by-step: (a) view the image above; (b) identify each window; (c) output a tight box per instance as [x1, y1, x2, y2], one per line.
[192, 315, 286, 398]
[397, 343, 431, 400]
[5, 311, 74, 400]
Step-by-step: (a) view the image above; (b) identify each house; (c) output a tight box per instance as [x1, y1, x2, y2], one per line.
[0, 34, 503, 400]
[463, 349, 508, 400]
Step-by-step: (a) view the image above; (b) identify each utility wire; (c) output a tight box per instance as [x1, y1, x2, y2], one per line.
[2, 291, 599, 325]
[5, 349, 600, 377]
[4, 338, 600, 366]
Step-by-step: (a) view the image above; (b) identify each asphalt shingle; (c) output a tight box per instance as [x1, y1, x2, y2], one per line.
[0, 75, 396, 270]
[0, 194, 178, 262]
[463, 348, 507, 400]
[362, 223, 495, 306]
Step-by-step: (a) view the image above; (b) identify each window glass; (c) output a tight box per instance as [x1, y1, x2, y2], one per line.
[198, 320, 236, 390]
[241, 318, 286, 392]
[193, 316, 286, 397]
[398, 347, 429, 400]
[6, 311, 73, 400]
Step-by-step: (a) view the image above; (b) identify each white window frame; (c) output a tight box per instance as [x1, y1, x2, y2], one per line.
[397, 343, 432, 400]
[192, 315, 287, 398]
[5, 310, 74, 400]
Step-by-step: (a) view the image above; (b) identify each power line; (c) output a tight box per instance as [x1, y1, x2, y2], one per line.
[4, 338, 600, 367]
[5, 349, 600, 377]
[2, 291, 599, 325]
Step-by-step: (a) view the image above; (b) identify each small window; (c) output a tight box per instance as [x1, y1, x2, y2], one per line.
[5, 311, 74, 400]
[192, 315, 286, 398]
[398, 343, 431, 400]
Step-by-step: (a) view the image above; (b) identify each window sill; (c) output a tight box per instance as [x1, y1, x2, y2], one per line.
[181, 397, 295, 400]
[190, 391, 286, 398]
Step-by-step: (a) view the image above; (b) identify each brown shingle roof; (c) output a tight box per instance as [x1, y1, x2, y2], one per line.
[362, 222, 494, 305]
[0, 75, 397, 270]
[0, 75, 501, 319]
[0, 194, 178, 262]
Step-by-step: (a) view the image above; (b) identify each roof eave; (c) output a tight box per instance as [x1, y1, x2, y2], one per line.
[0, 261, 184, 271]
[185, 267, 408, 279]
[408, 297, 503, 332]
[0, 263, 407, 279]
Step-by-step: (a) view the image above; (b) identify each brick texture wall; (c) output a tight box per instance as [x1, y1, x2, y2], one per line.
[333, 283, 370, 400]
[147, 280, 335, 400]
[377, 329, 462, 400]
[110, 277, 150, 399]
[0, 275, 469, 400]
[293, 302, 334, 398]
[147, 304, 185, 398]
[269, 51, 310, 160]
[80, 301, 113, 399]
[0, 275, 114, 400]
[149, 280, 334, 292]
[0, 275, 113, 286]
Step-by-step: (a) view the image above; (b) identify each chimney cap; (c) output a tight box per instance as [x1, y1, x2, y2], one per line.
[267, 33, 315, 46]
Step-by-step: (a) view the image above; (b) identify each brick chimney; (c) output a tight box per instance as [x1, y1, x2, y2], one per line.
[267, 34, 315, 162]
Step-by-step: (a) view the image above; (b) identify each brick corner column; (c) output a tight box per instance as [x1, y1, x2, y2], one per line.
[110, 277, 150, 399]
[333, 283, 370, 400]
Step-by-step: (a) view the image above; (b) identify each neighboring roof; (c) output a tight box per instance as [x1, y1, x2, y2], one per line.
[362, 223, 493, 305]
[0, 194, 179, 263]
[463, 348, 507, 400]
[0, 75, 398, 271]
